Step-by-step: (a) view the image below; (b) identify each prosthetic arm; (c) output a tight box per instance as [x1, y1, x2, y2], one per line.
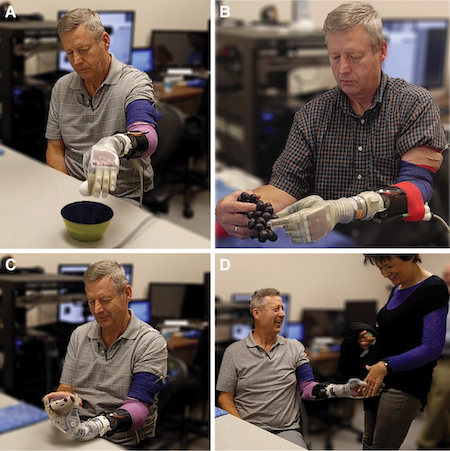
[311, 378, 381, 399]
[81, 131, 151, 198]
[44, 394, 132, 441]
[269, 152, 440, 243]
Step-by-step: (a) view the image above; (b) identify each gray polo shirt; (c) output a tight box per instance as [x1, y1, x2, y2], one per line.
[46, 53, 155, 198]
[216, 331, 310, 432]
[60, 309, 167, 445]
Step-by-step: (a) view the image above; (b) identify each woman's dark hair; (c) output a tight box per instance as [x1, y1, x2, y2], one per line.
[364, 254, 421, 265]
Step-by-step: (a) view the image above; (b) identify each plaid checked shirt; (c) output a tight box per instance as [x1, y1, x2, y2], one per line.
[270, 71, 448, 201]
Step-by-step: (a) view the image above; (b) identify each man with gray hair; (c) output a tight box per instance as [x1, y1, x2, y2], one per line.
[42, 261, 167, 446]
[216, 1, 448, 247]
[216, 288, 378, 447]
[46, 8, 158, 200]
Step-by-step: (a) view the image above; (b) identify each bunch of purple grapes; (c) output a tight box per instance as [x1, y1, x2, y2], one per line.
[238, 192, 278, 242]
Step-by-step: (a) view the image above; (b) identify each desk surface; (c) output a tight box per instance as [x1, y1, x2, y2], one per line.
[0, 146, 210, 249]
[215, 413, 305, 450]
[154, 82, 204, 102]
[0, 393, 121, 450]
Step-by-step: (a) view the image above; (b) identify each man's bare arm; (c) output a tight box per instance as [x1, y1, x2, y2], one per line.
[218, 391, 241, 418]
[46, 139, 68, 174]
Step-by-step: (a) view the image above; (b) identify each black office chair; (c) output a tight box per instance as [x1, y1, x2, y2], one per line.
[134, 355, 189, 450]
[142, 78, 210, 218]
[142, 104, 186, 214]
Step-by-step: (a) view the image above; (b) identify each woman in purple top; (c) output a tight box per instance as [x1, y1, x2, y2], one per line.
[360, 254, 448, 449]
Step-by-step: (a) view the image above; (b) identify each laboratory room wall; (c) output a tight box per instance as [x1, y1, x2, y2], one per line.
[215, 253, 450, 338]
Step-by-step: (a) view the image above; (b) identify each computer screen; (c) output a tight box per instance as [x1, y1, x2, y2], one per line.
[148, 282, 206, 322]
[286, 322, 304, 341]
[382, 18, 448, 88]
[58, 263, 133, 287]
[231, 323, 252, 341]
[345, 300, 378, 329]
[131, 47, 154, 73]
[57, 11, 135, 72]
[301, 309, 346, 346]
[151, 30, 208, 71]
[129, 299, 151, 323]
[230, 293, 290, 338]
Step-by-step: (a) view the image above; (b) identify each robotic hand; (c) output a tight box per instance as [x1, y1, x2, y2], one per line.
[268, 187, 432, 244]
[44, 394, 132, 441]
[80, 131, 149, 198]
[268, 192, 385, 243]
[312, 378, 381, 399]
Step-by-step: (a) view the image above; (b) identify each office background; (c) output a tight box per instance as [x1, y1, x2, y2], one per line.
[17, 0, 210, 76]
[215, 253, 450, 324]
[5, 253, 209, 327]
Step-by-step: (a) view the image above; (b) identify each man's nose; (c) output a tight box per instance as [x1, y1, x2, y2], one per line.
[73, 51, 83, 66]
[339, 56, 351, 74]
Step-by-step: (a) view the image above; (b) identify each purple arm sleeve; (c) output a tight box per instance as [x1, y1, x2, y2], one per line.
[120, 397, 149, 431]
[296, 363, 319, 401]
[126, 99, 157, 127]
[389, 306, 447, 373]
[396, 160, 434, 202]
[120, 372, 164, 431]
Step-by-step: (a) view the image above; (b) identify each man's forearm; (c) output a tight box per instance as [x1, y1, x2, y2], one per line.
[253, 184, 297, 213]
[218, 393, 241, 418]
[46, 144, 68, 174]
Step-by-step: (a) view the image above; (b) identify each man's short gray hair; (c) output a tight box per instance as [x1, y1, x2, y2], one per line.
[83, 261, 129, 293]
[57, 8, 105, 41]
[323, 2, 385, 53]
[250, 288, 280, 318]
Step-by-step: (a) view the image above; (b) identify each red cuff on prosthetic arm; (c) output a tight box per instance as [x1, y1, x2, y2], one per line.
[392, 182, 425, 221]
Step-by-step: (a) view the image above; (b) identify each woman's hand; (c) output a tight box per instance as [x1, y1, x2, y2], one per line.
[362, 362, 387, 398]
[358, 330, 376, 350]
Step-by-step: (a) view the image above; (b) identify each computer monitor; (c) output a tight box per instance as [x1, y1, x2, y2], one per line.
[151, 30, 208, 71]
[129, 300, 151, 323]
[345, 300, 378, 328]
[286, 322, 304, 341]
[382, 18, 448, 89]
[131, 47, 154, 73]
[231, 322, 252, 341]
[230, 293, 290, 337]
[57, 11, 135, 72]
[301, 308, 346, 346]
[148, 282, 206, 322]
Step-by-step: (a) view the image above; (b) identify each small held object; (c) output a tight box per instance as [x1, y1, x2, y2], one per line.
[237, 192, 278, 243]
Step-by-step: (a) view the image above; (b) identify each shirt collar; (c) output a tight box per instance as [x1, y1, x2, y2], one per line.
[245, 330, 286, 349]
[337, 70, 387, 114]
[87, 308, 140, 342]
[69, 53, 122, 92]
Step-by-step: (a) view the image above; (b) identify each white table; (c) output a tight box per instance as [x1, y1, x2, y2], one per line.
[215, 413, 306, 450]
[0, 146, 210, 249]
[0, 393, 122, 450]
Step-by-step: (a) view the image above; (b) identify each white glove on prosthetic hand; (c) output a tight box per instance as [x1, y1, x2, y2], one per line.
[269, 192, 385, 243]
[44, 394, 111, 441]
[81, 137, 121, 198]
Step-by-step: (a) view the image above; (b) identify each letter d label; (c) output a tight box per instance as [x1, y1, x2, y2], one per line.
[220, 259, 231, 271]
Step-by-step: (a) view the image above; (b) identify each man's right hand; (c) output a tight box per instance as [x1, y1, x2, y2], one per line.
[215, 190, 259, 239]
